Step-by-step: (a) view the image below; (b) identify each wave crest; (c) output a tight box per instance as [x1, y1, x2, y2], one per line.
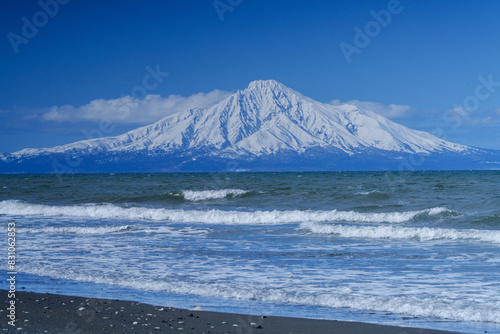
[0, 200, 452, 225]
[19, 225, 209, 236]
[181, 189, 249, 201]
[299, 222, 500, 244]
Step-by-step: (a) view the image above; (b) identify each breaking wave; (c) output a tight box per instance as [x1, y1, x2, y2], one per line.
[181, 189, 249, 201]
[18, 225, 209, 236]
[20, 225, 135, 235]
[299, 222, 500, 244]
[1, 200, 452, 225]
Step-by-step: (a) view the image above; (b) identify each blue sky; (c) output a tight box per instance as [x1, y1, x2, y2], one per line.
[1, 0, 500, 152]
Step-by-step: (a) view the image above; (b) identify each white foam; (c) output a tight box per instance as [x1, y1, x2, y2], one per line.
[299, 222, 500, 244]
[20, 225, 134, 235]
[182, 189, 249, 201]
[0, 200, 451, 225]
[19, 225, 209, 236]
[356, 190, 384, 195]
[20, 266, 500, 324]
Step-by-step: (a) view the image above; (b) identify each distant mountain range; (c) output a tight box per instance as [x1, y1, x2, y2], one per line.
[2, 80, 500, 173]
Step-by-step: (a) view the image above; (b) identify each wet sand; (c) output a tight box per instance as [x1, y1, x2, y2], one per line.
[0, 290, 459, 333]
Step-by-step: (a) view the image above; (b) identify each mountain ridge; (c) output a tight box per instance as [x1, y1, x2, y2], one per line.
[1, 80, 498, 173]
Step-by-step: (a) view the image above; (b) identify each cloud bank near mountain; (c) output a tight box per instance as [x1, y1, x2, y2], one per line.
[36, 90, 233, 125]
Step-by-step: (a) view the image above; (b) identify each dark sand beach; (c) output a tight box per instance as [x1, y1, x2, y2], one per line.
[1, 290, 459, 333]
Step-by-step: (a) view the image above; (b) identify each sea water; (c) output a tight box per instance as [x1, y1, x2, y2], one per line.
[0, 171, 499, 333]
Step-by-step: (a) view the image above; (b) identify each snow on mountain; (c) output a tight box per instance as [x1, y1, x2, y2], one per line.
[9, 79, 473, 161]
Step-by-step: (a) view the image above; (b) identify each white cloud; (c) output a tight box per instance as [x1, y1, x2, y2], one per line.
[39, 90, 232, 124]
[440, 105, 500, 126]
[448, 104, 472, 118]
[329, 99, 412, 119]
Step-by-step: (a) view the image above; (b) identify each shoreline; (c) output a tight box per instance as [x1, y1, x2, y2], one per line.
[0, 290, 459, 334]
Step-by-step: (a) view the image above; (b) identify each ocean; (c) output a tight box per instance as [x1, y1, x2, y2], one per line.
[1, 171, 499, 333]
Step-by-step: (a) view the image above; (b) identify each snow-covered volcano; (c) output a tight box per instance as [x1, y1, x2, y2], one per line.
[1, 80, 497, 173]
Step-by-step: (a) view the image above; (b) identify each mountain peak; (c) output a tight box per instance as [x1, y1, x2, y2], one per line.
[247, 79, 283, 89]
[244, 79, 294, 96]
[2, 79, 489, 173]
[238, 80, 304, 111]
